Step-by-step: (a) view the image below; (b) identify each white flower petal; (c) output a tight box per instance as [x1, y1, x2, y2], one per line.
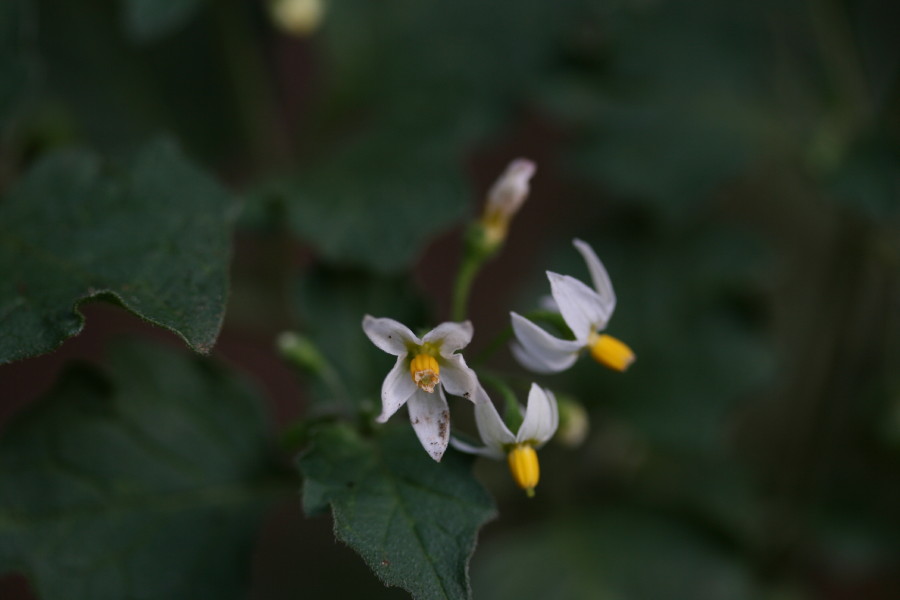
[362, 315, 420, 356]
[510, 341, 562, 374]
[473, 386, 516, 451]
[517, 383, 558, 446]
[376, 356, 416, 423]
[548, 272, 611, 338]
[438, 354, 478, 400]
[449, 436, 504, 460]
[423, 321, 474, 355]
[546, 388, 560, 434]
[538, 294, 559, 313]
[408, 387, 451, 461]
[510, 312, 583, 373]
[573, 239, 617, 315]
[485, 158, 536, 219]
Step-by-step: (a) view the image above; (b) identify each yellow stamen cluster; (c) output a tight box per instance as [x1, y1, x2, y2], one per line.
[588, 333, 635, 372]
[409, 354, 440, 393]
[507, 444, 540, 497]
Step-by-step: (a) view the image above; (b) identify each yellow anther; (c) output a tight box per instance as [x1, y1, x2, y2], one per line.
[588, 333, 635, 372]
[409, 354, 440, 393]
[507, 444, 540, 497]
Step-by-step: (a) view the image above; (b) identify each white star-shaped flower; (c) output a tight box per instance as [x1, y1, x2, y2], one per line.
[452, 383, 559, 496]
[510, 239, 635, 374]
[362, 316, 478, 461]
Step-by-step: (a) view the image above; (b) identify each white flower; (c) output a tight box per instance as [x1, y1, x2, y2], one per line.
[510, 239, 635, 374]
[362, 316, 479, 461]
[452, 383, 558, 496]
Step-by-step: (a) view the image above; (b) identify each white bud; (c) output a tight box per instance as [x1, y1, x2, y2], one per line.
[270, 0, 324, 36]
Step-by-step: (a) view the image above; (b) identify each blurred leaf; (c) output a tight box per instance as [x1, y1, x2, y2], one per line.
[36, 0, 244, 161]
[299, 423, 496, 600]
[472, 509, 756, 600]
[825, 133, 900, 220]
[270, 141, 469, 272]
[120, 0, 205, 42]
[0, 0, 36, 132]
[0, 138, 235, 364]
[555, 0, 775, 213]
[0, 340, 286, 600]
[293, 268, 428, 410]
[266, 0, 578, 271]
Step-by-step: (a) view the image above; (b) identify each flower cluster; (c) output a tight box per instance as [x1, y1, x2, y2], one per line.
[361, 159, 635, 495]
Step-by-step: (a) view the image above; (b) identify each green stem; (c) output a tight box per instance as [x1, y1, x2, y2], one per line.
[451, 251, 484, 322]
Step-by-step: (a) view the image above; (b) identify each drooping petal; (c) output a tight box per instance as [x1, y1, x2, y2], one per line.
[548, 272, 611, 338]
[517, 383, 558, 446]
[573, 239, 616, 315]
[408, 387, 451, 461]
[423, 321, 474, 355]
[449, 436, 504, 460]
[439, 354, 478, 400]
[510, 312, 583, 373]
[510, 342, 564, 375]
[362, 315, 421, 355]
[473, 386, 516, 453]
[376, 356, 417, 423]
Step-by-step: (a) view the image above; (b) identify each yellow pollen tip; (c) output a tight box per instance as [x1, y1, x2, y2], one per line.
[507, 444, 540, 496]
[409, 354, 440, 393]
[588, 333, 635, 372]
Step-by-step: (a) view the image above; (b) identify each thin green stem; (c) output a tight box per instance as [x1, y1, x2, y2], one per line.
[451, 252, 484, 322]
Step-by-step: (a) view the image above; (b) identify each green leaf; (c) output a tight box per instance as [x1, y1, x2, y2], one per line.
[472, 509, 756, 600]
[0, 138, 235, 364]
[298, 423, 496, 600]
[0, 0, 36, 131]
[265, 141, 469, 272]
[0, 340, 287, 600]
[120, 0, 205, 42]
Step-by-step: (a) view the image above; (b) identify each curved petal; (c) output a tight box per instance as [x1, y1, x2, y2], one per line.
[510, 312, 583, 373]
[438, 354, 478, 400]
[510, 342, 565, 374]
[424, 321, 474, 355]
[408, 387, 451, 461]
[362, 315, 420, 356]
[517, 384, 558, 445]
[376, 356, 416, 423]
[548, 272, 611, 338]
[473, 389, 516, 452]
[449, 436, 504, 460]
[573, 239, 616, 315]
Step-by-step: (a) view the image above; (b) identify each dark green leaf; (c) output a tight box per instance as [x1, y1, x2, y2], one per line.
[472, 509, 755, 600]
[299, 423, 496, 600]
[120, 0, 205, 42]
[0, 138, 235, 364]
[0, 340, 287, 600]
[0, 0, 36, 131]
[267, 141, 469, 272]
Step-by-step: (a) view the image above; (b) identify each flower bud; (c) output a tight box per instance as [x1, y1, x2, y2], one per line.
[269, 0, 324, 36]
[481, 158, 536, 249]
[277, 331, 328, 375]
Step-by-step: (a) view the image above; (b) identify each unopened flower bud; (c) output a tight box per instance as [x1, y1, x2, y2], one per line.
[277, 331, 328, 375]
[269, 0, 324, 36]
[481, 158, 536, 248]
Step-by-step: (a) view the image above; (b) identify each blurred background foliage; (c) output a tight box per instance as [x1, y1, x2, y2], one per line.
[1, 0, 898, 598]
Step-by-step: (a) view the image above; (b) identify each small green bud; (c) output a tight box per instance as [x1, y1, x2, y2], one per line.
[277, 331, 328, 375]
